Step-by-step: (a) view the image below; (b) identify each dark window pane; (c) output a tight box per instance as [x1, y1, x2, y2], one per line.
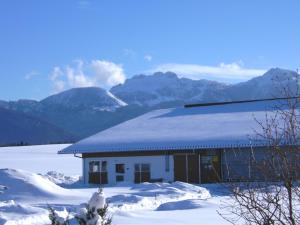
[134, 164, 140, 172]
[89, 161, 94, 172]
[89, 172, 100, 184]
[165, 155, 170, 172]
[141, 172, 150, 182]
[101, 172, 108, 184]
[116, 164, 125, 173]
[134, 172, 141, 183]
[101, 161, 107, 172]
[116, 175, 124, 182]
[141, 164, 150, 172]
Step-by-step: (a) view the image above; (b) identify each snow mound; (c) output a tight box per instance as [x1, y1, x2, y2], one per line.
[0, 200, 49, 224]
[156, 199, 211, 211]
[0, 200, 45, 215]
[43, 171, 80, 185]
[130, 181, 211, 199]
[0, 185, 8, 195]
[108, 182, 211, 212]
[0, 168, 73, 201]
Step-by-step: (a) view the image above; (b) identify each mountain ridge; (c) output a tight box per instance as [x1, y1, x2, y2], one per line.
[0, 67, 298, 145]
[0, 107, 77, 146]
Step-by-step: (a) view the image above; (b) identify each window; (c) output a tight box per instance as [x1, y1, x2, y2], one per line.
[134, 164, 140, 172]
[141, 164, 150, 172]
[165, 155, 170, 172]
[115, 164, 125, 173]
[101, 161, 107, 172]
[89, 161, 100, 172]
[88, 161, 108, 185]
[116, 175, 124, 182]
[89, 161, 106, 172]
[134, 163, 151, 183]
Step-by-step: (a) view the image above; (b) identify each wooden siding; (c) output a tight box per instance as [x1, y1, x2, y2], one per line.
[82, 150, 199, 158]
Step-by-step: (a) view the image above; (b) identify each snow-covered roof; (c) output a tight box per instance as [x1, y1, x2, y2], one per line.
[59, 99, 294, 154]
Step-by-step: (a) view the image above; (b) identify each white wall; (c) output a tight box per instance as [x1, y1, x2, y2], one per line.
[83, 155, 174, 185]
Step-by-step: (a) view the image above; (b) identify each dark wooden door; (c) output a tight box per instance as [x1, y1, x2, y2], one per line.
[187, 154, 200, 183]
[174, 154, 200, 183]
[174, 155, 187, 182]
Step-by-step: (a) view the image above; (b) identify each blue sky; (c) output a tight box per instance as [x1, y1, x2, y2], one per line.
[1, 0, 300, 100]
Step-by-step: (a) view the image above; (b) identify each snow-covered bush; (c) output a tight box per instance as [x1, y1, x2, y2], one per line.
[0, 185, 8, 195]
[75, 188, 112, 225]
[48, 188, 112, 225]
[48, 206, 70, 225]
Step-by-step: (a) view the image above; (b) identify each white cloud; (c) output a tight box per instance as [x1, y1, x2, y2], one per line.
[90, 60, 126, 86]
[50, 67, 63, 81]
[65, 61, 94, 87]
[144, 55, 152, 62]
[25, 71, 39, 80]
[50, 67, 65, 92]
[151, 62, 267, 83]
[53, 80, 65, 93]
[50, 60, 126, 93]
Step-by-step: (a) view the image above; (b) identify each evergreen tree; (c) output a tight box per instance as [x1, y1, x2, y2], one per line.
[48, 188, 112, 225]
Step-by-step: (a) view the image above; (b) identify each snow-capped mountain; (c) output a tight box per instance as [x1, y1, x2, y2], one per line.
[41, 87, 127, 112]
[111, 68, 299, 106]
[226, 68, 300, 100]
[0, 67, 299, 145]
[0, 87, 141, 143]
[111, 72, 230, 107]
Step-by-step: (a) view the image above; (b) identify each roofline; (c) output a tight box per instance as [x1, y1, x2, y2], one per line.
[58, 142, 269, 154]
[184, 97, 300, 108]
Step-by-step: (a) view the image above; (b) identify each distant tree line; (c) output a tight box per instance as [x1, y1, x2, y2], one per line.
[0, 140, 75, 147]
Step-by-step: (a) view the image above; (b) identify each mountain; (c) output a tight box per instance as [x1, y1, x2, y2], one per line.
[33, 88, 141, 138]
[41, 87, 127, 111]
[112, 68, 300, 106]
[111, 72, 230, 107]
[0, 87, 145, 140]
[0, 107, 76, 146]
[1, 67, 299, 146]
[226, 68, 300, 100]
[0, 99, 39, 113]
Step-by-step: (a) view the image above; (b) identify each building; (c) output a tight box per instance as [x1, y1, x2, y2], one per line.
[58, 98, 292, 185]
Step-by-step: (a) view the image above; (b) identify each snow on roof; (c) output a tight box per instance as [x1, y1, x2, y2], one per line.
[59, 98, 295, 154]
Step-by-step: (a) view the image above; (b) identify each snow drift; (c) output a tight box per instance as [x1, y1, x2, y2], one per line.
[108, 182, 211, 212]
[0, 168, 74, 202]
[43, 171, 80, 186]
[156, 199, 213, 211]
[0, 200, 49, 225]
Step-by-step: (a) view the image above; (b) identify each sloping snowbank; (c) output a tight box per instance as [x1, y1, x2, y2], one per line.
[0, 200, 44, 215]
[0, 168, 75, 202]
[0, 169, 86, 224]
[108, 182, 211, 212]
[156, 199, 213, 211]
[0, 200, 49, 225]
[0, 168, 228, 225]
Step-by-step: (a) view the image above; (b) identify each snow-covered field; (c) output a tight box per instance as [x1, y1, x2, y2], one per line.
[0, 144, 230, 225]
[0, 144, 80, 175]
